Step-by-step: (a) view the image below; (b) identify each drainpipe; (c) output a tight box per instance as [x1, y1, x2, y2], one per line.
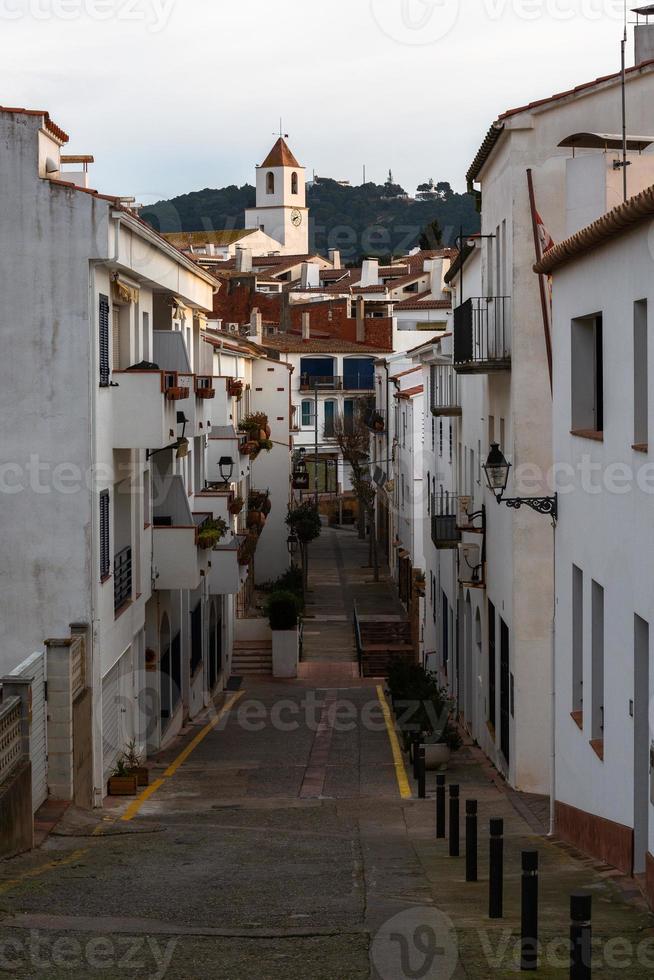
[549, 522, 557, 837]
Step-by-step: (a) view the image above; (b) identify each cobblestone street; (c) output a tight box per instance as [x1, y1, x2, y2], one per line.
[0, 530, 651, 978]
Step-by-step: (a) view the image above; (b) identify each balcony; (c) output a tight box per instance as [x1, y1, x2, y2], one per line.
[431, 493, 461, 550]
[430, 363, 461, 417]
[207, 535, 246, 595]
[152, 475, 209, 590]
[111, 369, 181, 450]
[195, 376, 215, 400]
[453, 297, 511, 374]
[300, 375, 342, 392]
[207, 426, 244, 483]
[114, 546, 132, 613]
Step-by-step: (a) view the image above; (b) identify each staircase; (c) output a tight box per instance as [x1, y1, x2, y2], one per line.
[231, 640, 273, 676]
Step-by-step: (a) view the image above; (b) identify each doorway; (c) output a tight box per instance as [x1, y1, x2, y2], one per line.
[500, 618, 510, 766]
[634, 615, 650, 875]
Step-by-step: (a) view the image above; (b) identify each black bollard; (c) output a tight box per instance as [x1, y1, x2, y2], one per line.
[436, 775, 446, 838]
[412, 733, 421, 779]
[418, 745, 426, 799]
[465, 800, 478, 882]
[449, 785, 460, 857]
[570, 892, 592, 980]
[520, 851, 539, 971]
[488, 818, 504, 919]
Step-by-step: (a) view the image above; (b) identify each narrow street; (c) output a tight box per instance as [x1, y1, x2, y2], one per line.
[0, 530, 650, 978]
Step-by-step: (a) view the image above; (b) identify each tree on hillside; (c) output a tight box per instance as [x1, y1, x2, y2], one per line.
[418, 218, 443, 250]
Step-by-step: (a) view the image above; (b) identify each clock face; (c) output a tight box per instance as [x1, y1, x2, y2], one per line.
[291, 209, 303, 227]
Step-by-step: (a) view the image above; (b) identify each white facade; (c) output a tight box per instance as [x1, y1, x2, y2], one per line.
[547, 207, 654, 881]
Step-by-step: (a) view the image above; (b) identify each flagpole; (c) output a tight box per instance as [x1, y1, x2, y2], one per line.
[527, 168, 553, 393]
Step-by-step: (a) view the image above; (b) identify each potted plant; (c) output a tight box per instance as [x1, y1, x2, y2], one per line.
[247, 510, 265, 530]
[386, 660, 461, 770]
[240, 440, 258, 456]
[197, 517, 228, 549]
[107, 757, 138, 796]
[228, 378, 243, 399]
[123, 740, 149, 787]
[238, 411, 268, 435]
[257, 438, 273, 453]
[229, 496, 244, 516]
[266, 591, 300, 679]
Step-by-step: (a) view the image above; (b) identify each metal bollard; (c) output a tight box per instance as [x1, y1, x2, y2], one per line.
[436, 775, 446, 838]
[412, 733, 421, 779]
[570, 892, 592, 980]
[465, 800, 478, 882]
[449, 785, 460, 857]
[418, 745, 426, 799]
[488, 818, 504, 919]
[520, 851, 539, 971]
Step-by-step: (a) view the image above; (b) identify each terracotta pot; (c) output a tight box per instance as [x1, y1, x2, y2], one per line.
[229, 501, 243, 516]
[423, 742, 451, 772]
[107, 775, 138, 796]
[265, 424, 271, 438]
[196, 388, 215, 400]
[261, 498, 272, 516]
[247, 511, 263, 527]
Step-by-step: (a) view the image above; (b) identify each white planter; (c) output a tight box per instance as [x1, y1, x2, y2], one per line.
[272, 629, 299, 679]
[424, 742, 451, 771]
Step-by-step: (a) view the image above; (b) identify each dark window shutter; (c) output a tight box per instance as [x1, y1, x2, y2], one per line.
[190, 602, 203, 673]
[99, 294, 110, 386]
[99, 490, 110, 579]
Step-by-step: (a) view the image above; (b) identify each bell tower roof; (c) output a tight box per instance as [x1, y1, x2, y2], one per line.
[260, 137, 302, 169]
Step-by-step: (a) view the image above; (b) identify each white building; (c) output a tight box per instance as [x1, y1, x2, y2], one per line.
[0, 106, 293, 809]
[537, 183, 654, 905]
[244, 138, 309, 256]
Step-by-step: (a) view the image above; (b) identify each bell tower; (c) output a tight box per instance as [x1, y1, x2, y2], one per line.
[244, 138, 309, 255]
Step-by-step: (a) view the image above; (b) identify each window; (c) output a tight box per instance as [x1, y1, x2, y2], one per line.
[142, 311, 150, 361]
[190, 601, 202, 674]
[572, 565, 583, 716]
[439, 419, 443, 457]
[266, 172, 275, 194]
[99, 294, 110, 386]
[591, 580, 604, 744]
[291, 171, 298, 195]
[427, 472, 431, 514]
[634, 300, 648, 448]
[571, 314, 604, 434]
[324, 400, 335, 437]
[100, 489, 110, 580]
[431, 418, 435, 451]
[488, 600, 496, 729]
[112, 305, 121, 371]
[449, 422, 453, 464]
[488, 415, 495, 446]
[301, 400, 313, 427]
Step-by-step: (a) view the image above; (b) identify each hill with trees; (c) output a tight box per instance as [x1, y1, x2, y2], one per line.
[141, 176, 479, 264]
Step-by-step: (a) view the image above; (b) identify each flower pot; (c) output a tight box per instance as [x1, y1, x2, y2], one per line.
[107, 774, 138, 796]
[423, 742, 451, 772]
[196, 388, 215, 400]
[265, 424, 271, 438]
[272, 628, 299, 679]
[229, 502, 243, 516]
[247, 511, 263, 528]
[165, 386, 190, 401]
[258, 428, 268, 442]
[126, 766, 149, 787]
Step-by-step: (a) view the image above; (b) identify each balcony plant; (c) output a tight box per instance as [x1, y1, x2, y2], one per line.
[238, 412, 269, 435]
[229, 495, 244, 516]
[107, 756, 138, 796]
[386, 660, 462, 768]
[197, 517, 228, 550]
[265, 591, 300, 631]
[228, 378, 243, 399]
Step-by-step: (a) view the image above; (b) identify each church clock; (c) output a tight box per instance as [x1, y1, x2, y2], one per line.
[291, 209, 303, 227]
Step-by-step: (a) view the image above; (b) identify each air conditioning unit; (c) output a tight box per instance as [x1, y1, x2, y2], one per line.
[227, 323, 239, 334]
[458, 542, 482, 585]
[458, 495, 473, 527]
[266, 325, 278, 336]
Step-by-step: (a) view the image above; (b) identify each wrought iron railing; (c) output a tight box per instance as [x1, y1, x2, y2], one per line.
[431, 493, 461, 549]
[430, 363, 461, 416]
[300, 375, 342, 392]
[114, 546, 132, 613]
[453, 297, 511, 370]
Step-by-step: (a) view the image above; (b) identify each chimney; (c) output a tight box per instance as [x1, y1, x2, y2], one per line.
[328, 248, 342, 270]
[236, 247, 252, 273]
[360, 258, 379, 287]
[424, 258, 441, 297]
[635, 9, 654, 64]
[356, 297, 365, 343]
[250, 308, 263, 343]
[302, 312, 311, 341]
[300, 262, 320, 290]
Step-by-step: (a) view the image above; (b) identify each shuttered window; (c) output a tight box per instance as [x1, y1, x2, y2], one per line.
[100, 490, 110, 580]
[99, 294, 110, 386]
[190, 602, 203, 674]
[112, 306, 121, 371]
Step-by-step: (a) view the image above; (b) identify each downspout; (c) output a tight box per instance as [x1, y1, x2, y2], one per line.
[549, 521, 557, 837]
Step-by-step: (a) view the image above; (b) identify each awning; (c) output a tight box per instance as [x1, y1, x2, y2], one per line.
[112, 279, 139, 304]
[558, 132, 654, 152]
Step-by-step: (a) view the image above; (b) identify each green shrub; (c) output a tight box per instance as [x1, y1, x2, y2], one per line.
[265, 591, 300, 631]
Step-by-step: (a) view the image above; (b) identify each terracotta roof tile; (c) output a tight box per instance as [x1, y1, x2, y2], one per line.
[0, 105, 69, 143]
[260, 138, 302, 169]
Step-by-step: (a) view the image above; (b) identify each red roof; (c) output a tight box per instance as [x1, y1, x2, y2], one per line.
[395, 385, 424, 399]
[260, 138, 301, 169]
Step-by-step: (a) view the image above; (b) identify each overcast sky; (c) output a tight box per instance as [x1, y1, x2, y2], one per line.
[0, 0, 636, 203]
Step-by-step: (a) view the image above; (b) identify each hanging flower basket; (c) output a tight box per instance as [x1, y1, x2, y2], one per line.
[229, 496, 244, 516]
[228, 379, 243, 399]
[165, 386, 190, 401]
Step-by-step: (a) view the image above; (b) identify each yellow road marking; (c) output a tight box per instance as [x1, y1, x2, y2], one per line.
[0, 847, 89, 896]
[377, 685, 412, 800]
[121, 691, 244, 821]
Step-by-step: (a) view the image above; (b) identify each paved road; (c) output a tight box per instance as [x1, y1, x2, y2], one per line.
[0, 529, 650, 979]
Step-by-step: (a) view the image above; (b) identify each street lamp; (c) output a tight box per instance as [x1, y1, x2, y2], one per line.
[483, 443, 557, 520]
[287, 530, 299, 557]
[219, 456, 234, 484]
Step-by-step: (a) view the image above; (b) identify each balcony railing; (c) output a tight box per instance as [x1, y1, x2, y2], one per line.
[114, 546, 133, 613]
[300, 375, 342, 392]
[430, 364, 461, 417]
[453, 297, 511, 374]
[431, 493, 461, 549]
[343, 375, 375, 392]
